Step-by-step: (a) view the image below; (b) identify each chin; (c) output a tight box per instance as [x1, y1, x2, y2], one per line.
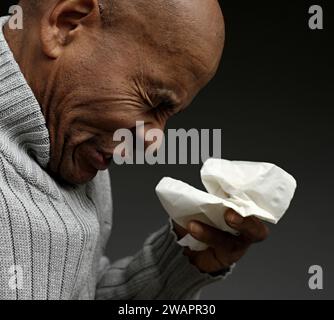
[59, 164, 99, 185]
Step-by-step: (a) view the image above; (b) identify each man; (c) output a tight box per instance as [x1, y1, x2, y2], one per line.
[0, 0, 269, 300]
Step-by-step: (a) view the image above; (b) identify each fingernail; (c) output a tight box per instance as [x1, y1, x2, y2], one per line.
[190, 222, 202, 235]
[228, 211, 244, 225]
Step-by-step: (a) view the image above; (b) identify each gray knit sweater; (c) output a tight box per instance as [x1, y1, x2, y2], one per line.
[0, 16, 227, 300]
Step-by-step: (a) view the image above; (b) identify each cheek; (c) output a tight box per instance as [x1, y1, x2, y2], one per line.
[84, 109, 147, 132]
[97, 110, 160, 134]
[63, 126, 97, 154]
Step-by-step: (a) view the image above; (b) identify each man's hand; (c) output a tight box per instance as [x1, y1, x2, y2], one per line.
[173, 209, 270, 274]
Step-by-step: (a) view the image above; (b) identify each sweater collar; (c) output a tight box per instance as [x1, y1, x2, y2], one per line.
[0, 16, 50, 168]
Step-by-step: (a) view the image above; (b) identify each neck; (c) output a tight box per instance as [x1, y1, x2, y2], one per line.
[3, 22, 51, 118]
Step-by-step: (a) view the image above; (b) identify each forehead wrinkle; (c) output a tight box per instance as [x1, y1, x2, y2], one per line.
[135, 23, 219, 87]
[187, 49, 220, 83]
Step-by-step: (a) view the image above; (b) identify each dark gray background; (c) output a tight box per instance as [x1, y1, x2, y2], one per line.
[1, 1, 333, 300]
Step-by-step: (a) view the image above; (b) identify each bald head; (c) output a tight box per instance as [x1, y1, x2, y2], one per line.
[99, 0, 225, 82]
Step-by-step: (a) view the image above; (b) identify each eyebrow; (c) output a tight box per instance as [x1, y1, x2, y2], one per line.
[145, 78, 183, 109]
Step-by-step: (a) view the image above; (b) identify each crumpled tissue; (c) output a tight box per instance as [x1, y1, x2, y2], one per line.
[156, 158, 297, 251]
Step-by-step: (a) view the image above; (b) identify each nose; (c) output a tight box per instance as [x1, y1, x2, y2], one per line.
[131, 120, 166, 151]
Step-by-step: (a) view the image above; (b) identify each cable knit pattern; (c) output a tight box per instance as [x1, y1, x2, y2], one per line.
[0, 16, 228, 300]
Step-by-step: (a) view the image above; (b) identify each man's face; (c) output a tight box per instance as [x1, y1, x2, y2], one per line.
[46, 2, 224, 184]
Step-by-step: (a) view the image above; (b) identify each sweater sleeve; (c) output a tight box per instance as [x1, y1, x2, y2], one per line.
[95, 222, 233, 300]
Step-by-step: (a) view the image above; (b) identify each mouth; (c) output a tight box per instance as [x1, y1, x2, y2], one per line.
[86, 148, 112, 171]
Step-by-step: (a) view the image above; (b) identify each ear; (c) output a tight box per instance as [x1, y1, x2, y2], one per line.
[40, 0, 101, 59]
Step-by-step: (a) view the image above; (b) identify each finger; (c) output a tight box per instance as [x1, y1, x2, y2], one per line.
[224, 209, 270, 243]
[187, 220, 246, 250]
[172, 221, 188, 239]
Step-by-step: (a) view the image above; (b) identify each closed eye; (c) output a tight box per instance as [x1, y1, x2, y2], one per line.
[142, 81, 183, 115]
[155, 98, 180, 117]
[157, 98, 175, 110]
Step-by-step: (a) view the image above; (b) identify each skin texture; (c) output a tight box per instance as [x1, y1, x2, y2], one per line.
[4, 0, 269, 274]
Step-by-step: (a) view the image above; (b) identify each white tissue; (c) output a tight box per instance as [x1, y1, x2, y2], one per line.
[156, 159, 297, 251]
